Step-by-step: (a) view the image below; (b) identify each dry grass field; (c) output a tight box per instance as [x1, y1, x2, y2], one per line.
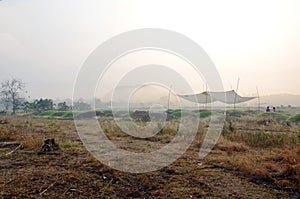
[0, 110, 299, 198]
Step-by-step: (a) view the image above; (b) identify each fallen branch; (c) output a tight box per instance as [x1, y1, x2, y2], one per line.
[62, 186, 71, 196]
[40, 182, 55, 196]
[5, 144, 22, 156]
[100, 178, 113, 198]
[0, 141, 20, 148]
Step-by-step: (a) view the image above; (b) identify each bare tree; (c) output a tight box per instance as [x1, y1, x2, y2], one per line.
[0, 89, 11, 110]
[0, 78, 25, 114]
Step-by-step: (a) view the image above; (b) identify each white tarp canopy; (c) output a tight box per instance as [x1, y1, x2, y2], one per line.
[178, 90, 256, 104]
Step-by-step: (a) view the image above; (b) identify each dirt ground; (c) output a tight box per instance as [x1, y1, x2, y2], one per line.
[0, 116, 299, 198]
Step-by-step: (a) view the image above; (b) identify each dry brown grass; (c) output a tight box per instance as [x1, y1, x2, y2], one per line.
[0, 114, 299, 198]
[204, 115, 300, 194]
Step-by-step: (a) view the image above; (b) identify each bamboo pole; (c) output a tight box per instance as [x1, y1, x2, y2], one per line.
[205, 83, 208, 110]
[256, 86, 260, 112]
[167, 85, 172, 110]
[233, 78, 240, 109]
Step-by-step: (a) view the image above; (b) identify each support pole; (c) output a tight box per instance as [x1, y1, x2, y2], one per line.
[205, 83, 208, 110]
[167, 85, 172, 111]
[233, 78, 240, 109]
[256, 86, 260, 112]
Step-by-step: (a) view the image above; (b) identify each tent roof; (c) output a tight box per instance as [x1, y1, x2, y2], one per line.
[178, 90, 256, 104]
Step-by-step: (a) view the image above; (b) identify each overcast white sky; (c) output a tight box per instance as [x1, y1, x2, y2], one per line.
[1, 0, 300, 99]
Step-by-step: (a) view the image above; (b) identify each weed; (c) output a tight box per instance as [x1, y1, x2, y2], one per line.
[61, 141, 80, 148]
[20, 134, 44, 150]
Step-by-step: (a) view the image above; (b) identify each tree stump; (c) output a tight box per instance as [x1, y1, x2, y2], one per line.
[38, 138, 60, 155]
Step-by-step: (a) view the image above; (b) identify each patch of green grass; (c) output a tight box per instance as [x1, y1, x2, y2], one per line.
[287, 114, 300, 122]
[62, 112, 74, 118]
[61, 141, 80, 148]
[256, 112, 289, 121]
[226, 110, 247, 117]
[199, 111, 213, 118]
[63, 112, 82, 118]
[50, 112, 66, 117]
[37, 111, 57, 117]
[170, 110, 195, 118]
[103, 110, 113, 116]
[37, 111, 82, 119]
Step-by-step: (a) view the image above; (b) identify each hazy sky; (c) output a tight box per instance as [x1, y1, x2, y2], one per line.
[1, 0, 300, 99]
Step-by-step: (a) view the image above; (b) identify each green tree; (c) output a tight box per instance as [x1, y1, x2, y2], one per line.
[22, 101, 32, 113]
[57, 102, 70, 111]
[22, 98, 54, 113]
[34, 98, 54, 113]
[72, 101, 91, 111]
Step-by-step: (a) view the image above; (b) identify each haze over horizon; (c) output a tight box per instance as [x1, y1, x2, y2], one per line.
[1, 0, 300, 100]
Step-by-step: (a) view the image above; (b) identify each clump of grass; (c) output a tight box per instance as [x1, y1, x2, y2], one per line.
[0, 125, 15, 141]
[20, 134, 44, 150]
[46, 120, 61, 133]
[61, 141, 80, 148]
[221, 120, 235, 136]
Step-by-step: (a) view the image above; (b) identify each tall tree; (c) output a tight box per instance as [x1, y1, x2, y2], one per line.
[57, 102, 70, 111]
[0, 79, 25, 114]
[0, 89, 11, 110]
[72, 100, 91, 111]
[35, 98, 54, 112]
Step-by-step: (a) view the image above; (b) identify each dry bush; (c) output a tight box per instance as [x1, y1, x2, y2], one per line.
[227, 155, 273, 182]
[19, 134, 44, 150]
[0, 117, 63, 151]
[0, 124, 14, 141]
[224, 131, 298, 149]
[207, 141, 300, 192]
[214, 137, 249, 155]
